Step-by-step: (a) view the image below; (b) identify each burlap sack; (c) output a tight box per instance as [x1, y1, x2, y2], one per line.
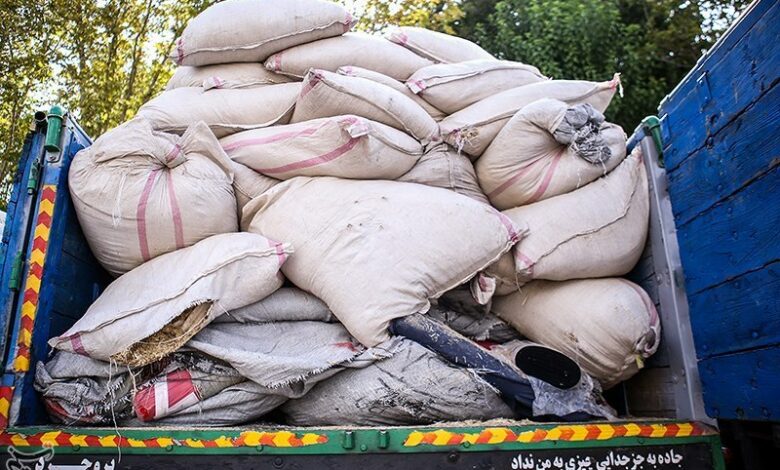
[49, 233, 291, 367]
[338, 66, 445, 121]
[137, 83, 301, 137]
[398, 143, 488, 204]
[492, 278, 661, 388]
[221, 115, 422, 180]
[69, 118, 237, 276]
[170, 0, 353, 66]
[407, 60, 548, 114]
[292, 70, 440, 145]
[486, 149, 648, 293]
[166, 63, 293, 90]
[386, 26, 495, 63]
[476, 99, 627, 209]
[265, 32, 433, 81]
[440, 74, 621, 157]
[243, 177, 520, 346]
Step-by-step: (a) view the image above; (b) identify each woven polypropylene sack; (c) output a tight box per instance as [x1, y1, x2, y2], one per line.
[338, 66, 445, 121]
[476, 99, 627, 210]
[231, 161, 278, 216]
[397, 144, 488, 204]
[406, 60, 547, 114]
[49, 233, 291, 366]
[243, 177, 520, 346]
[291, 70, 440, 145]
[440, 75, 621, 158]
[486, 149, 648, 292]
[69, 118, 237, 276]
[492, 278, 661, 388]
[265, 33, 432, 81]
[137, 83, 300, 137]
[166, 63, 293, 90]
[281, 339, 513, 425]
[221, 115, 422, 180]
[170, 0, 353, 66]
[386, 26, 494, 63]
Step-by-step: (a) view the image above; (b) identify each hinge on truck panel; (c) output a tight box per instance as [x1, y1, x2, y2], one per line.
[8, 252, 23, 291]
[696, 72, 712, 111]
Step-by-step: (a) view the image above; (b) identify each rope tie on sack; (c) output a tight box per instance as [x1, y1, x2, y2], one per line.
[553, 103, 612, 165]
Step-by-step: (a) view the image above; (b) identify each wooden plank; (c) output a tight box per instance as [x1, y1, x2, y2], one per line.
[698, 346, 780, 420]
[660, 1, 779, 170]
[689, 261, 780, 359]
[668, 82, 780, 225]
[676, 165, 780, 294]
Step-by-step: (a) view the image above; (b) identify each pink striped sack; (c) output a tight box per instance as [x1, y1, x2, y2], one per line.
[166, 63, 293, 90]
[476, 99, 627, 210]
[231, 161, 279, 216]
[385, 27, 495, 64]
[406, 60, 548, 114]
[69, 118, 238, 276]
[440, 74, 622, 158]
[220, 116, 422, 180]
[242, 177, 520, 347]
[137, 83, 301, 138]
[492, 278, 661, 388]
[397, 143, 488, 204]
[337, 66, 445, 121]
[485, 149, 648, 294]
[291, 70, 440, 145]
[265, 33, 433, 81]
[170, 0, 353, 66]
[49, 232, 291, 367]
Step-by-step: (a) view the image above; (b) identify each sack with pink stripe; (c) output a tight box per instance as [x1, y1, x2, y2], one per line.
[486, 150, 648, 293]
[337, 66, 445, 121]
[265, 32, 433, 81]
[49, 232, 291, 367]
[166, 63, 293, 90]
[385, 26, 495, 64]
[220, 115, 422, 180]
[291, 70, 440, 145]
[476, 99, 627, 210]
[137, 83, 301, 138]
[69, 118, 238, 277]
[491, 278, 661, 388]
[406, 60, 548, 114]
[440, 74, 622, 158]
[242, 177, 520, 347]
[231, 161, 279, 216]
[169, 0, 353, 66]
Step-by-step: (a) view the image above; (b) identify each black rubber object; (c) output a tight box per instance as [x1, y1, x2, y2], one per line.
[514, 344, 582, 390]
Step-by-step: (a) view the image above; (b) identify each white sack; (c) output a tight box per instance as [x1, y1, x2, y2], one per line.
[49, 233, 291, 366]
[338, 66, 446, 121]
[170, 0, 353, 66]
[265, 32, 433, 81]
[476, 99, 627, 209]
[221, 115, 422, 180]
[137, 83, 301, 137]
[166, 63, 293, 90]
[398, 144, 488, 204]
[386, 26, 494, 63]
[69, 118, 237, 277]
[441, 74, 621, 157]
[231, 161, 279, 216]
[486, 149, 648, 293]
[292, 69, 440, 145]
[407, 60, 548, 114]
[492, 278, 661, 388]
[243, 177, 520, 346]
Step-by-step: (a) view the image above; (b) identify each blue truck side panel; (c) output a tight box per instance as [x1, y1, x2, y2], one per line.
[659, 0, 780, 421]
[0, 118, 111, 425]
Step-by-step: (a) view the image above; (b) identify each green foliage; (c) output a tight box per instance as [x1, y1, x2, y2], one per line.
[456, 0, 748, 130]
[351, 0, 464, 34]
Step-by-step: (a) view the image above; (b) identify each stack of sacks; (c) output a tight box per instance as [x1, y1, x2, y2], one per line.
[50, 0, 661, 426]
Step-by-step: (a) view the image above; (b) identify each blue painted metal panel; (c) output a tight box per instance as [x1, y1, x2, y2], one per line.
[697, 346, 780, 421]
